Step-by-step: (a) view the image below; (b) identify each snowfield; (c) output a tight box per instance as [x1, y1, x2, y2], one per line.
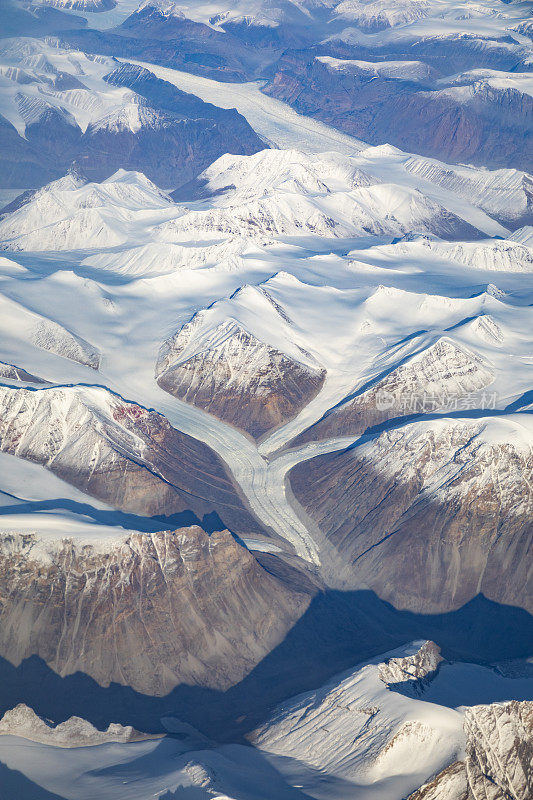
[0, 140, 532, 564]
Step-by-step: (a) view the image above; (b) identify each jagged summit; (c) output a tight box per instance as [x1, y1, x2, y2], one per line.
[0, 704, 159, 747]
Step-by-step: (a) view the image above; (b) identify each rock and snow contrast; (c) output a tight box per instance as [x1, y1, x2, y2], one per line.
[156, 287, 326, 439]
[0, 641, 530, 799]
[0, 3, 531, 798]
[291, 414, 533, 610]
[0, 37, 264, 191]
[0, 526, 308, 693]
[0, 704, 159, 746]
[251, 641, 533, 800]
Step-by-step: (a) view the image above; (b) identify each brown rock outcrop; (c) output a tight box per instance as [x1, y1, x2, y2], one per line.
[0, 384, 262, 537]
[290, 418, 532, 612]
[156, 317, 325, 440]
[0, 527, 309, 695]
[294, 339, 493, 445]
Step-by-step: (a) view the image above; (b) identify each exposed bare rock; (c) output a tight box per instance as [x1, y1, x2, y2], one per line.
[0, 384, 263, 536]
[0, 704, 160, 747]
[295, 338, 494, 445]
[408, 761, 469, 800]
[0, 528, 309, 694]
[263, 56, 533, 174]
[464, 701, 533, 800]
[0, 360, 44, 383]
[156, 313, 325, 439]
[290, 417, 533, 612]
[379, 641, 443, 690]
[409, 701, 533, 800]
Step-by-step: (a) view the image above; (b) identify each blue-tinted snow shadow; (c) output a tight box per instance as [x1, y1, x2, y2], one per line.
[0, 592, 531, 744]
[0, 497, 228, 535]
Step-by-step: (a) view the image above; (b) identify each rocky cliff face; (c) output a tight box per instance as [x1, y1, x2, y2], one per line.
[463, 702, 533, 800]
[290, 417, 532, 612]
[263, 54, 533, 173]
[0, 385, 263, 536]
[409, 701, 533, 800]
[0, 527, 309, 694]
[156, 314, 325, 440]
[378, 640, 443, 692]
[0, 42, 265, 192]
[294, 338, 494, 445]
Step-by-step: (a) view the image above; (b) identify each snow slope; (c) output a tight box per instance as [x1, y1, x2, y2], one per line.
[0, 641, 531, 799]
[0, 169, 175, 251]
[122, 57, 369, 153]
[120, 61, 516, 236]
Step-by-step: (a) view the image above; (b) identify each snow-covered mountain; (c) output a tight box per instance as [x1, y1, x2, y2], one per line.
[0, 641, 530, 799]
[363, 236, 533, 273]
[2, 147, 503, 252]
[154, 149, 485, 241]
[253, 640, 533, 800]
[0, 6, 531, 798]
[294, 337, 495, 443]
[39, 0, 117, 11]
[0, 383, 265, 536]
[260, 0, 533, 174]
[0, 168, 175, 250]
[0, 37, 264, 191]
[156, 285, 326, 438]
[411, 700, 533, 800]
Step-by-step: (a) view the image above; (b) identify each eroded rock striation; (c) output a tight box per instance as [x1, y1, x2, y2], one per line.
[290, 417, 532, 612]
[156, 313, 325, 439]
[0, 527, 309, 694]
[409, 701, 533, 800]
[0, 384, 263, 536]
[294, 338, 494, 445]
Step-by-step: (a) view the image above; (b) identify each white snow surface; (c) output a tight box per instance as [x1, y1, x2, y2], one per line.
[0, 642, 531, 799]
[0, 18, 531, 800]
[0, 40, 531, 570]
[317, 54, 433, 81]
[1, 146, 509, 253]
[0, 148, 532, 563]
[0, 38, 190, 142]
